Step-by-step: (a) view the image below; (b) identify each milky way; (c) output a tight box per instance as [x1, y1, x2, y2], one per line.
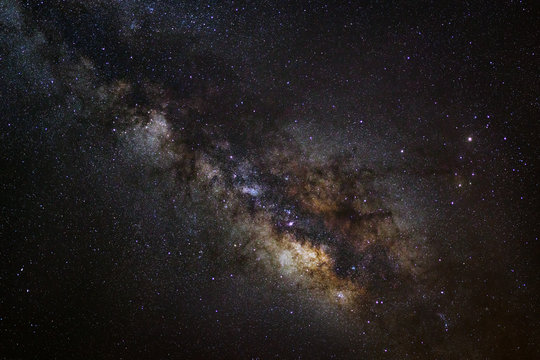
[1, 1, 538, 359]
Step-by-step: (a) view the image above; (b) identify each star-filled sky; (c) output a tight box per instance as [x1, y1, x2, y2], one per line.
[1, 1, 538, 359]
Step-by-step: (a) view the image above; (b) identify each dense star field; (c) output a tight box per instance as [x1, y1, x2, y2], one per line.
[1, 1, 538, 359]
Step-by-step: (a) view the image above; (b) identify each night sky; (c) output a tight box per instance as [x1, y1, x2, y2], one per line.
[1, 1, 539, 359]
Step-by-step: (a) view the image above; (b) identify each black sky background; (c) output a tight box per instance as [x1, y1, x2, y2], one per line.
[1, 1, 539, 359]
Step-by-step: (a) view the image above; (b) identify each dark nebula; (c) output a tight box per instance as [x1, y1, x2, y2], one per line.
[1, 1, 538, 359]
